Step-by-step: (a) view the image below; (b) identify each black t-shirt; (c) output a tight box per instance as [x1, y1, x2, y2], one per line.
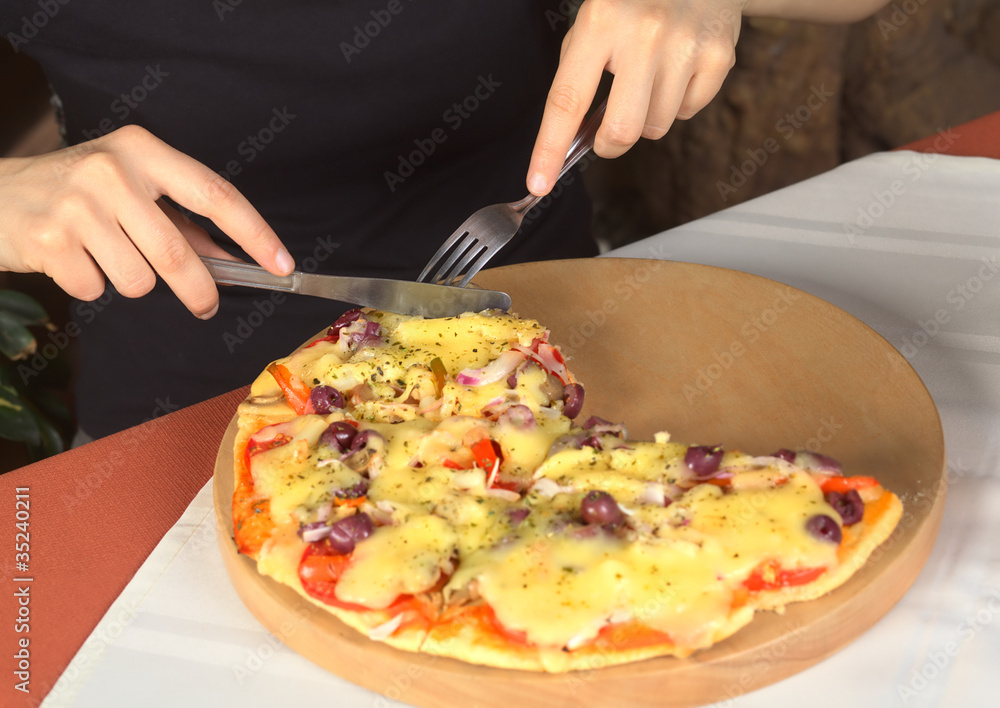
[3, 1, 596, 437]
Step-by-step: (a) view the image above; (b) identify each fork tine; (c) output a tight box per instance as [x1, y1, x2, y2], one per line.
[454, 243, 503, 288]
[417, 222, 475, 283]
[424, 234, 480, 285]
[436, 239, 488, 286]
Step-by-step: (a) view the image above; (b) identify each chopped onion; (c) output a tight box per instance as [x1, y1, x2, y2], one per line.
[485, 458, 501, 489]
[583, 416, 627, 437]
[795, 450, 843, 474]
[497, 404, 536, 431]
[546, 432, 587, 458]
[299, 521, 332, 543]
[350, 321, 384, 347]
[328, 309, 363, 339]
[368, 614, 404, 641]
[418, 396, 444, 415]
[315, 501, 333, 523]
[638, 482, 667, 507]
[769, 449, 843, 474]
[371, 500, 396, 526]
[536, 405, 563, 420]
[479, 396, 506, 416]
[770, 448, 797, 464]
[486, 488, 520, 502]
[507, 507, 530, 525]
[531, 477, 575, 499]
[515, 339, 570, 384]
[456, 350, 525, 386]
[568, 524, 604, 540]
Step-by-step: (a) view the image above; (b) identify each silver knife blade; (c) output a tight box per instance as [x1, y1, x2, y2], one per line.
[200, 256, 511, 316]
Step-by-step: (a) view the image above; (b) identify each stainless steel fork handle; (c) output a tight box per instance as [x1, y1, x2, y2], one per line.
[514, 99, 608, 216]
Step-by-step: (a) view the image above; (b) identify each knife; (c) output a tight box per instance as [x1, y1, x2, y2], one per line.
[200, 256, 511, 317]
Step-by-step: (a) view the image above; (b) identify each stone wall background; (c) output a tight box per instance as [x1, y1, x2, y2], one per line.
[586, 0, 1000, 249]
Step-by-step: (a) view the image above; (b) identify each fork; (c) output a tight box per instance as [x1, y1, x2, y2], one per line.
[417, 99, 607, 288]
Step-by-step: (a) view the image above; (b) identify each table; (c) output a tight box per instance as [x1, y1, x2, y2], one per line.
[3, 110, 999, 708]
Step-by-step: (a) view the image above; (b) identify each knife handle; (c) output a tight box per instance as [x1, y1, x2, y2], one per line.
[199, 256, 301, 293]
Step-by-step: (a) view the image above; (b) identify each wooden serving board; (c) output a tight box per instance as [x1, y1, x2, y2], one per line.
[213, 258, 946, 707]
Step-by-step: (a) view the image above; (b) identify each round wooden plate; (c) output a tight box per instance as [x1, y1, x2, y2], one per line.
[213, 258, 945, 707]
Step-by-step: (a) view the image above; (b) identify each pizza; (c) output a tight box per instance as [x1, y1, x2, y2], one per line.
[232, 307, 903, 672]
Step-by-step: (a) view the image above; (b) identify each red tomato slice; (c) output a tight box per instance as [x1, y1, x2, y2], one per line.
[297, 546, 438, 628]
[471, 438, 502, 472]
[743, 562, 826, 592]
[304, 334, 338, 348]
[298, 548, 373, 611]
[244, 433, 292, 468]
[814, 474, 880, 494]
[267, 363, 312, 414]
[490, 479, 522, 493]
[475, 604, 533, 646]
[594, 621, 674, 650]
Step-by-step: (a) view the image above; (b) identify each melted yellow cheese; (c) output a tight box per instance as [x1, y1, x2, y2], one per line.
[248, 415, 359, 522]
[248, 310, 852, 654]
[444, 462, 839, 648]
[264, 312, 563, 425]
[335, 515, 458, 608]
[390, 313, 547, 374]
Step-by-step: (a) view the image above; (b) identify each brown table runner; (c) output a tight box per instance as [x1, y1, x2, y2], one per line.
[0, 387, 246, 706]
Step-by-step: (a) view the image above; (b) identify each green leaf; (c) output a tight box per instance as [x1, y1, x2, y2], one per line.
[0, 383, 41, 446]
[0, 311, 37, 361]
[25, 406, 66, 461]
[0, 290, 49, 327]
[22, 387, 72, 431]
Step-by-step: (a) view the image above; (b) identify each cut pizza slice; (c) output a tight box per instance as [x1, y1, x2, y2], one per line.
[241, 308, 584, 427]
[234, 308, 584, 559]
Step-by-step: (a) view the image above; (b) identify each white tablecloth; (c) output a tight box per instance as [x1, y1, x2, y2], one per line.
[43, 151, 1000, 708]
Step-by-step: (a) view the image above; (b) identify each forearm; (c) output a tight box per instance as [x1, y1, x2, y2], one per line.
[742, 0, 891, 24]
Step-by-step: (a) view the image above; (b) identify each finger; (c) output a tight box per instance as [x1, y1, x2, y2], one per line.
[158, 199, 235, 261]
[598, 50, 658, 159]
[77, 215, 158, 300]
[110, 126, 294, 275]
[44, 243, 107, 302]
[527, 34, 609, 196]
[676, 44, 735, 120]
[115, 185, 221, 319]
[640, 68, 688, 140]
